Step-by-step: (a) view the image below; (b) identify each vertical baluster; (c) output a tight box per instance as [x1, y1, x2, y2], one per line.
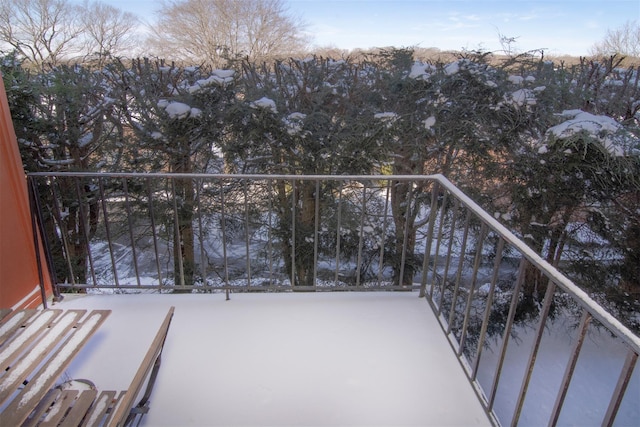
[334, 183, 343, 286]
[170, 179, 185, 288]
[511, 280, 557, 426]
[243, 180, 251, 288]
[98, 177, 119, 288]
[458, 223, 488, 357]
[437, 198, 460, 316]
[196, 179, 207, 287]
[548, 310, 592, 426]
[399, 180, 413, 290]
[290, 179, 296, 288]
[74, 178, 97, 287]
[377, 179, 391, 287]
[602, 349, 638, 427]
[122, 177, 141, 287]
[49, 177, 75, 286]
[420, 181, 439, 297]
[219, 180, 229, 299]
[447, 209, 472, 334]
[355, 184, 367, 288]
[267, 179, 274, 287]
[488, 258, 527, 411]
[146, 178, 163, 287]
[429, 191, 449, 300]
[27, 176, 49, 306]
[472, 237, 505, 380]
[313, 180, 320, 290]
[122, 178, 140, 286]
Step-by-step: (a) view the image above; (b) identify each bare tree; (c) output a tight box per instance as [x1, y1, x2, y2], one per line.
[590, 20, 640, 57]
[243, 0, 309, 60]
[0, 0, 83, 67]
[79, 1, 140, 66]
[148, 0, 308, 66]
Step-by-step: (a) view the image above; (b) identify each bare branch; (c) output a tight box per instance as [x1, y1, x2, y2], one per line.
[147, 0, 308, 66]
[590, 20, 640, 58]
[78, 1, 141, 66]
[0, 0, 83, 68]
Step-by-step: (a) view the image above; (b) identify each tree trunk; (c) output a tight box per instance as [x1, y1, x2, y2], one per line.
[171, 151, 195, 288]
[275, 180, 317, 288]
[620, 221, 640, 295]
[295, 181, 316, 288]
[390, 180, 416, 287]
[55, 177, 100, 286]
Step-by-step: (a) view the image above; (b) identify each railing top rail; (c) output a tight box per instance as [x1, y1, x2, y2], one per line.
[28, 172, 640, 354]
[28, 171, 443, 181]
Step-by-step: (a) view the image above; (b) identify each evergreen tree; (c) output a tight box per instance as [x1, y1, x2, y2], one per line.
[2, 57, 125, 284]
[224, 57, 385, 286]
[106, 58, 237, 287]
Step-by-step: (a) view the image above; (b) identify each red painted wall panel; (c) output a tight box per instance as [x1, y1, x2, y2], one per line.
[0, 75, 52, 309]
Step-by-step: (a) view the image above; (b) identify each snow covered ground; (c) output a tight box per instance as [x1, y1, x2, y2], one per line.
[56, 292, 491, 426]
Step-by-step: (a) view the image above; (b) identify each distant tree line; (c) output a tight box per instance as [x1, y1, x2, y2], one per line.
[590, 20, 640, 58]
[1, 0, 638, 71]
[0, 0, 307, 69]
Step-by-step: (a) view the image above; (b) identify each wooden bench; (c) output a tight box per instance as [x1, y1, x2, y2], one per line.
[0, 306, 175, 426]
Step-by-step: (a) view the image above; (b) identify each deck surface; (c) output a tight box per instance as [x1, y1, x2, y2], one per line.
[56, 292, 491, 426]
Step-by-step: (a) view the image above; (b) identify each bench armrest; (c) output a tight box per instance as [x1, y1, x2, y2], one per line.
[107, 306, 175, 427]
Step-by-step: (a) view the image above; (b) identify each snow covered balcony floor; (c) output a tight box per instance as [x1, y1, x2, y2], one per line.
[55, 291, 492, 426]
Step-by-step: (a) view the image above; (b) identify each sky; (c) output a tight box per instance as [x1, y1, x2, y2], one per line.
[74, 0, 639, 56]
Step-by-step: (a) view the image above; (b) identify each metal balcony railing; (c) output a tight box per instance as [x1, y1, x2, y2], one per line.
[28, 172, 639, 426]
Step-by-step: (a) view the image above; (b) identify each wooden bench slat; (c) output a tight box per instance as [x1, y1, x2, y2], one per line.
[82, 390, 117, 427]
[59, 389, 99, 427]
[0, 309, 56, 359]
[23, 386, 100, 427]
[104, 391, 128, 426]
[0, 308, 34, 346]
[0, 308, 35, 346]
[0, 308, 12, 321]
[0, 308, 15, 328]
[39, 389, 79, 427]
[0, 309, 81, 407]
[0, 310, 110, 426]
[22, 388, 63, 427]
[0, 309, 63, 371]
